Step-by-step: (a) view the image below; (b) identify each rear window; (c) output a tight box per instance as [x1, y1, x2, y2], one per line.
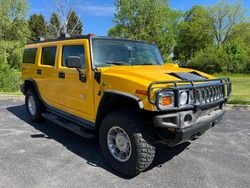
[23, 48, 37, 64]
[41, 46, 57, 66]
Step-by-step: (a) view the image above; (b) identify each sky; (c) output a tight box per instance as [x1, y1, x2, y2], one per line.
[28, 0, 250, 36]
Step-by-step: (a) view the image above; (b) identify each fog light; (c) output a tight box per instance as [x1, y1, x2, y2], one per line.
[183, 114, 192, 127]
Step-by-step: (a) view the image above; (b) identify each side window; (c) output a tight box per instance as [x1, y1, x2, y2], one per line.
[62, 45, 86, 68]
[23, 48, 37, 64]
[41, 46, 57, 66]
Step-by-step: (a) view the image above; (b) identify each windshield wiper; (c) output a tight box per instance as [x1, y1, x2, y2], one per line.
[138, 63, 154, 65]
[105, 61, 127, 65]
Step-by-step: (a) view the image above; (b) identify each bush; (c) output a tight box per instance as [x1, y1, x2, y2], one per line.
[187, 46, 226, 73]
[0, 63, 21, 92]
[187, 43, 250, 74]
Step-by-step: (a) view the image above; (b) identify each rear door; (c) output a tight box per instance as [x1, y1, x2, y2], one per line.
[55, 40, 95, 122]
[36, 45, 59, 107]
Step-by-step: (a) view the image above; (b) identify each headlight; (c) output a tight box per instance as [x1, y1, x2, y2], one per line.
[179, 91, 188, 106]
[157, 91, 175, 110]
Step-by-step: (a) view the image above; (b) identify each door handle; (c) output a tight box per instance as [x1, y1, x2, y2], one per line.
[58, 72, 65, 79]
[37, 69, 42, 75]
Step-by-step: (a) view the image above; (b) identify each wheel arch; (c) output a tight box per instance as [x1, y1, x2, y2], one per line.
[95, 90, 144, 129]
[23, 79, 40, 95]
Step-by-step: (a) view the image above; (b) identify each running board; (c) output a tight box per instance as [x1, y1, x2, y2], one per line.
[42, 112, 96, 139]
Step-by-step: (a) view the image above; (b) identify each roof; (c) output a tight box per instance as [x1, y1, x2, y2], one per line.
[27, 34, 92, 44]
[27, 34, 153, 45]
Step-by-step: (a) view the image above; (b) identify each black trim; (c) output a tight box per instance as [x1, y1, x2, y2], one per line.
[148, 77, 231, 111]
[28, 35, 91, 44]
[23, 79, 95, 130]
[58, 72, 65, 79]
[37, 69, 42, 75]
[169, 72, 207, 81]
[20, 84, 25, 94]
[95, 90, 144, 128]
[167, 109, 225, 146]
[46, 107, 95, 130]
[42, 112, 96, 138]
[27, 36, 154, 46]
[94, 71, 101, 84]
[104, 90, 143, 106]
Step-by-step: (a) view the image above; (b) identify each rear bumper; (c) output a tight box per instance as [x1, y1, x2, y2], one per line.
[153, 107, 225, 146]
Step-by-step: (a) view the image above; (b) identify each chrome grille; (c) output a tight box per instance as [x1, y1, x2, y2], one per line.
[195, 85, 224, 104]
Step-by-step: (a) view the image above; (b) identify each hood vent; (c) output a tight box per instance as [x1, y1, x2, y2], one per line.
[168, 72, 208, 81]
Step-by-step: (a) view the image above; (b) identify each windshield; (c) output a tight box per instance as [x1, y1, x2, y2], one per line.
[92, 38, 164, 67]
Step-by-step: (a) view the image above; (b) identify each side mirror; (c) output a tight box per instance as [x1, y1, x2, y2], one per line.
[65, 56, 86, 82]
[66, 56, 82, 68]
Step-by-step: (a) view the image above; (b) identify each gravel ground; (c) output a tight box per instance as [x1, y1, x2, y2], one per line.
[0, 98, 249, 188]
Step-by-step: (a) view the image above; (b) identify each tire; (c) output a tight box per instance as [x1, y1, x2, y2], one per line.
[99, 110, 155, 177]
[25, 89, 44, 122]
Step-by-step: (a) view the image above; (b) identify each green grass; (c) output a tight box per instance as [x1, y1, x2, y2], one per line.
[0, 74, 249, 105]
[214, 74, 250, 105]
[0, 91, 23, 97]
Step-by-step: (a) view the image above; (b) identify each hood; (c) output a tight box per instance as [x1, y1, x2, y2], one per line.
[99, 64, 214, 87]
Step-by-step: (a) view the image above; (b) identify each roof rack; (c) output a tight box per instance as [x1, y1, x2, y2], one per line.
[58, 33, 71, 39]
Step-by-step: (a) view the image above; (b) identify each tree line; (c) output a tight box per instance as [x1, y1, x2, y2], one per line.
[28, 11, 83, 40]
[0, 0, 250, 92]
[109, 0, 250, 74]
[0, 0, 83, 91]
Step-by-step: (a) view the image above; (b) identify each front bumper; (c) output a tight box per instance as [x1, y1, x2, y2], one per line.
[153, 107, 225, 146]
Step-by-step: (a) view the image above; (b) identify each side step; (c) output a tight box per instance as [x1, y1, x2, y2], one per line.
[42, 112, 96, 139]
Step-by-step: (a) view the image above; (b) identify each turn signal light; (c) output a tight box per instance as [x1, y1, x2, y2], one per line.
[135, 90, 147, 96]
[162, 96, 172, 106]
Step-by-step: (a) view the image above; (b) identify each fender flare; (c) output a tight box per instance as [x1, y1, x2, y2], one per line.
[95, 90, 144, 128]
[103, 90, 144, 109]
[23, 79, 41, 96]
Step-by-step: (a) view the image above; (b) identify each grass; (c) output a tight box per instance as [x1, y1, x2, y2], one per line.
[214, 74, 250, 105]
[0, 73, 249, 105]
[0, 91, 23, 97]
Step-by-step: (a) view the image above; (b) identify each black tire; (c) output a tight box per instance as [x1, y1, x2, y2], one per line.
[99, 110, 155, 177]
[25, 89, 44, 122]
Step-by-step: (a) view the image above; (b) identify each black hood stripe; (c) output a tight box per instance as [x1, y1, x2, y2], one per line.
[168, 72, 208, 81]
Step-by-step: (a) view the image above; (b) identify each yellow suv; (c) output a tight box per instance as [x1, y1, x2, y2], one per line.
[21, 34, 231, 177]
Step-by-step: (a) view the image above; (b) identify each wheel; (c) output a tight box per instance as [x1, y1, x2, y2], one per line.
[99, 110, 155, 177]
[25, 89, 44, 122]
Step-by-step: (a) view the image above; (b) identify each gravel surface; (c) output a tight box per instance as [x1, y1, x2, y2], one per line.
[0, 98, 249, 188]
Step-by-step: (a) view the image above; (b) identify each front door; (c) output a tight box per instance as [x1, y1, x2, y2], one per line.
[55, 40, 95, 122]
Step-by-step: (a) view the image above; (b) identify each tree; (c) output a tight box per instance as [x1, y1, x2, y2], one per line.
[108, 0, 180, 59]
[47, 0, 83, 37]
[48, 12, 61, 37]
[0, 0, 30, 68]
[174, 6, 214, 62]
[208, 0, 247, 45]
[67, 10, 83, 35]
[28, 14, 47, 40]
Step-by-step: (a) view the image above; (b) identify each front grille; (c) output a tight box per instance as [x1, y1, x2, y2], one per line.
[195, 85, 224, 104]
[148, 77, 231, 110]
